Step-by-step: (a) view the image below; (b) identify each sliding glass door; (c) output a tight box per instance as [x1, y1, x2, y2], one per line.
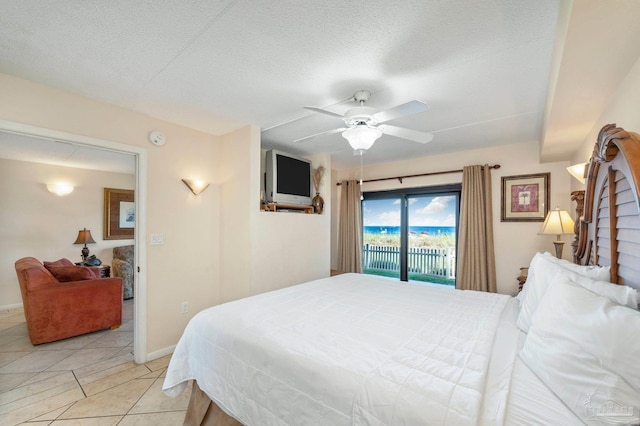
[362, 185, 460, 285]
[362, 197, 402, 280]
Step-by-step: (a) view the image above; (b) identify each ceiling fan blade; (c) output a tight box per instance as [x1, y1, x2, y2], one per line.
[293, 127, 347, 143]
[373, 100, 428, 124]
[380, 125, 434, 144]
[303, 106, 345, 119]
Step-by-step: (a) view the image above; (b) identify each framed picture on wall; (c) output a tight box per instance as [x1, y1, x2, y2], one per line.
[104, 188, 135, 239]
[501, 173, 550, 222]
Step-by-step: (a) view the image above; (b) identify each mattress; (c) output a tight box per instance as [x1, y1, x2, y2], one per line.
[163, 273, 513, 425]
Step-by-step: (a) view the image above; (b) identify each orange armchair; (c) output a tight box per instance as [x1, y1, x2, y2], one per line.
[15, 257, 123, 345]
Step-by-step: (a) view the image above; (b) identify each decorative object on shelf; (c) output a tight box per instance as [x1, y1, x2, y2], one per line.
[312, 193, 324, 214]
[312, 165, 326, 214]
[46, 182, 74, 196]
[566, 163, 587, 184]
[539, 207, 575, 258]
[104, 188, 135, 240]
[182, 179, 210, 196]
[501, 173, 550, 222]
[73, 228, 96, 262]
[261, 203, 314, 213]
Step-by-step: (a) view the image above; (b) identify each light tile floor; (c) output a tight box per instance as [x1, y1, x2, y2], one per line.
[0, 300, 190, 425]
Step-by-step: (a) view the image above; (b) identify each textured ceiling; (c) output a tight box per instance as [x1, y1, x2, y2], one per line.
[0, 1, 636, 170]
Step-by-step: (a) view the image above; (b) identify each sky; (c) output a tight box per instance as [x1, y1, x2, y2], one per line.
[362, 195, 456, 227]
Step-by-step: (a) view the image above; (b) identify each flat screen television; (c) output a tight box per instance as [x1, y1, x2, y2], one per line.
[265, 149, 312, 206]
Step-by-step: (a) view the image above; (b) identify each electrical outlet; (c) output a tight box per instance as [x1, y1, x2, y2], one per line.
[181, 302, 188, 314]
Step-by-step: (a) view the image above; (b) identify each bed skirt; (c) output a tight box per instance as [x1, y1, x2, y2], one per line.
[184, 381, 243, 426]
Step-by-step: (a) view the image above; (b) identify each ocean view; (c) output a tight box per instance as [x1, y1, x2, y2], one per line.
[364, 226, 456, 236]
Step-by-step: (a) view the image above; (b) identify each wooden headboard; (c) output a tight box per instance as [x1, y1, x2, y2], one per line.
[574, 124, 640, 290]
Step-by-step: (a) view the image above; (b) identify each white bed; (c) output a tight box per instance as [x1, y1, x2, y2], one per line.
[163, 125, 640, 425]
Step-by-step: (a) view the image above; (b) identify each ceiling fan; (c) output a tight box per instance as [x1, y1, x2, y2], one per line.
[294, 90, 434, 151]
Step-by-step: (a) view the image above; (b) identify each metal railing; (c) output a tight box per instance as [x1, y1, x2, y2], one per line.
[363, 244, 456, 279]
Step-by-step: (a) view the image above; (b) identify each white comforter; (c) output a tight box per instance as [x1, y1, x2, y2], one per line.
[163, 273, 510, 425]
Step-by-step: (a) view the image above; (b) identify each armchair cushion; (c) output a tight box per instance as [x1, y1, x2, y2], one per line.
[43, 258, 75, 267]
[44, 258, 101, 281]
[45, 265, 97, 282]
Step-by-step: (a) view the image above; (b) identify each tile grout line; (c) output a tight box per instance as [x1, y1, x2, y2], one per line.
[119, 375, 166, 423]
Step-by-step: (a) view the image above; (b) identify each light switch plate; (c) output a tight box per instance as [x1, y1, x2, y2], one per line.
[150, 233, 164, 245]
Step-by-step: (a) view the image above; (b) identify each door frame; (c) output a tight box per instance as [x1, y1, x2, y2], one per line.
[363, 184, 461, 282]
[0, 119, 148, 363]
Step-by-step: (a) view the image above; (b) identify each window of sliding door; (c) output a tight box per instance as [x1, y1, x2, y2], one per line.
[362, 197, 402, 280]
[362, 184, 460, 286]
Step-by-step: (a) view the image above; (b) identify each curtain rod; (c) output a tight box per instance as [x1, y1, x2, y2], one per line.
[336, 164, 501, 185]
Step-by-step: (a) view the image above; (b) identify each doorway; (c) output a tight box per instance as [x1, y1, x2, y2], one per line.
[0, 119, 148, 363]
[362, 184, 460, 285]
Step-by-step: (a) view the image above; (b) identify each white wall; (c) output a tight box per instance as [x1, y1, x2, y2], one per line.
[0, 72, 221, 356]
[333, 141, 572, 295]
[219, 129, 332, 302]
[251, 152, 332, 294]
[219, 125, 258, 303]
[571, 55, 640, 174]
[0, 158, 135, 307]
[0, 72, 333, 358]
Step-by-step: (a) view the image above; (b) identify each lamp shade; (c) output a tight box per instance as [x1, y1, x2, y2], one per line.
[73, 228, 96, 246]
[539, 208, 575, 236]
[342, 126, 382, 151]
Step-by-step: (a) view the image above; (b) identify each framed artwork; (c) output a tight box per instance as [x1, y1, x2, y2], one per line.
[501, 173, 550, 222]
[104, 188, 135, 239]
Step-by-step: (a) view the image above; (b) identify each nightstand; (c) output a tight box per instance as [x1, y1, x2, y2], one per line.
[96, 265, 111, 278]
[76, 263, 111, 278]
[517, 267, 528, 292]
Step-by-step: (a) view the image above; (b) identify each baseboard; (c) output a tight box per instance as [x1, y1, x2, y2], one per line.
[0, 303, 23, 312]
[146, 344, 176, 362]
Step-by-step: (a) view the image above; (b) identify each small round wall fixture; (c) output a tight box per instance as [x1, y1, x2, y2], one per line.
[148, 130, 166, 146]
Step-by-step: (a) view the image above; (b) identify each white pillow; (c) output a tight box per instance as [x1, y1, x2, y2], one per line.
[516, 253, 617, 333]
[520, 276, 640, 425]
[577, 276, 639, 310]
[540, 251, 611, 280]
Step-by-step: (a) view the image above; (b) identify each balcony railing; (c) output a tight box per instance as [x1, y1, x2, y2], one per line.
[363, 244, 456, 280]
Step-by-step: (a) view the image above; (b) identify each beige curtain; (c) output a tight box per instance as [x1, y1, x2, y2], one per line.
[337, 180, 363, 273]
[456, 165, 497, 292]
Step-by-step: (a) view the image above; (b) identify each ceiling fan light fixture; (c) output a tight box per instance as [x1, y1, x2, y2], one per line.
[342, 126, 382, 151]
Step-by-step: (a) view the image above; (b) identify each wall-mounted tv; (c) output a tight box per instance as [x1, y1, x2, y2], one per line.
[265, 149, 312, 206]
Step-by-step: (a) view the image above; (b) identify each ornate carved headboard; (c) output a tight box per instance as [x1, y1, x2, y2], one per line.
[574, 124, 640, 290]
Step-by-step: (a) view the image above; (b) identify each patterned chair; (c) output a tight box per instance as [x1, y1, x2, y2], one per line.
[112, 245, 134, 299]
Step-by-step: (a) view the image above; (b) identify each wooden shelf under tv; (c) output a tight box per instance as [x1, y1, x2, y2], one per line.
[261, 203, 314, 214]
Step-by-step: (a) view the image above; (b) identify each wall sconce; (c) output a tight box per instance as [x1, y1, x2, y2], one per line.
[182, 179, 210, 196]
[47, 182, 74, 196]
[566, 163, 587, 184]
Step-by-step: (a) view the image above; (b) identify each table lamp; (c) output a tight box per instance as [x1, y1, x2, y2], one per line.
[539, 207, 575, 258]
[73, 228, 96, 262]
